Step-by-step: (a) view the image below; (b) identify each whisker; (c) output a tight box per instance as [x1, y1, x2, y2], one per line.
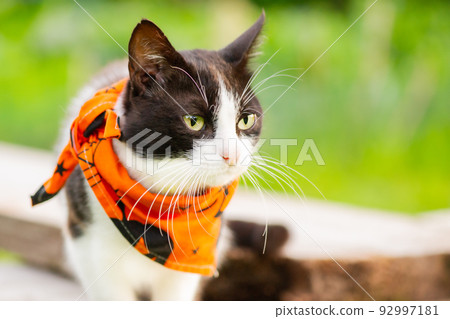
[243, 84, 294, 106]
[195, 173, 216, 226]
[242, 168, 269, 254]
[250, 68, 301, 92]
[184, 172, 202, 249]
[239, 49, 281, 104]
[241, 70, 299, 104]
[116, 160, 188, 205]
[256, 154, 326, 200]
[126, 162, 189, 221]
[171, 66, 208, 105]
[185, 170, 207, 250]
[142, 164, 193, 249]
[134, 166, 192, 259]
[251, 160, 307, 200]
[166, 169, 201, 257]
[156, 169, 194, 263]
[196, 69, 208, 106]
[190, 173, 215, 237]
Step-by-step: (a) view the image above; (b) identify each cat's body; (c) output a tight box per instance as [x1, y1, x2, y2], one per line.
[61, 15, 265, 300]
[62, 61, 203, 300]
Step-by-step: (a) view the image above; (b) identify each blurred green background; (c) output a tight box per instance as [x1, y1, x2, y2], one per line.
[0, 0, 449, 213]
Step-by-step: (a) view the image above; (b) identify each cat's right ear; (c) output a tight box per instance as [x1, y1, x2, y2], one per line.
[219, 11, 265, 68]
[128, 19, 186, 94]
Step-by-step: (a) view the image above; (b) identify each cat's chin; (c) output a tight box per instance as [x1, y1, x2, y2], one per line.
[202, 165, 247, 188]
[135, 161, 245, 195]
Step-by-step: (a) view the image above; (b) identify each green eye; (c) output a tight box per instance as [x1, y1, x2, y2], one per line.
[238, 114, 256, 130]
[183, 115, 205, 131]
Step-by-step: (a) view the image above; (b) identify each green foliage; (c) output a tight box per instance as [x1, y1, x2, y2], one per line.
[0, 0, 448, 213]
[0, 249, 21, 263]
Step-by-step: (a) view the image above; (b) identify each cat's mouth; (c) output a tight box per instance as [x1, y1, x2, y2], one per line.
[202, 164, 248, 188]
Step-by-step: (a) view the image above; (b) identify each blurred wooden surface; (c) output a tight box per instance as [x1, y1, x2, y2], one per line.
[0, 263, 84, 301]
[0, 142, 449, 300]
[1, 252, 449, 301]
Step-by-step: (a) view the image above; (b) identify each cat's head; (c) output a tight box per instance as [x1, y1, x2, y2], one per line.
[118, 13, 265, 194]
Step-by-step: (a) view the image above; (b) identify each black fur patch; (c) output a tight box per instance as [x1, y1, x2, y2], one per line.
[65, 165, 92, 238]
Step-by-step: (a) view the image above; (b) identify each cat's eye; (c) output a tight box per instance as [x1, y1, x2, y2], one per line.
[238, 114, 256, 130]
[183, 115, 205, 131]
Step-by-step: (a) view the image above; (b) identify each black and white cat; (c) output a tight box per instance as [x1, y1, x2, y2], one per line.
[62, 13, 265, 300]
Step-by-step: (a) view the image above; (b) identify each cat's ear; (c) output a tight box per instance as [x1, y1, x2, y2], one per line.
[128, 19, 186, 94]
[219, 11, 265, 67]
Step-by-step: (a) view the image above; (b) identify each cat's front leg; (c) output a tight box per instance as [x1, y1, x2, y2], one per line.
[149, 269, 202, 301]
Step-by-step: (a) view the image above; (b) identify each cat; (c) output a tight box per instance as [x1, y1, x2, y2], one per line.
[62, 13, 265, 300]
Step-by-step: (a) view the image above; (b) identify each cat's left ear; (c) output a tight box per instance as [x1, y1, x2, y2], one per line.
[128, 19, 187, 94]
[219, 11, 265, 67]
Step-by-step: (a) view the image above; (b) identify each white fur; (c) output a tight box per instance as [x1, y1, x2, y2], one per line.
[62, 62, 249, 300]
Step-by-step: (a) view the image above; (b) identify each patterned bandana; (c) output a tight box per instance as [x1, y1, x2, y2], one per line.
[31, 78, 238, 276]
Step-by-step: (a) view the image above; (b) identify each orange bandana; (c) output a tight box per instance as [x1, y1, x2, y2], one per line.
[31, 78, 238, 276]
